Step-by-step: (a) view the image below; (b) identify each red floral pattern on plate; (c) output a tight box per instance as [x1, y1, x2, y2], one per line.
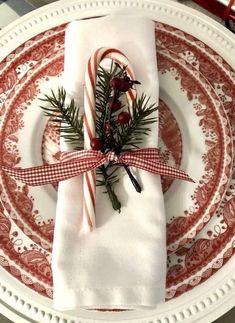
[158, 49, 232, 251]
[0, 201, 52, 297]
[155, 23, 235, 299]
[159, 100, 183, 193]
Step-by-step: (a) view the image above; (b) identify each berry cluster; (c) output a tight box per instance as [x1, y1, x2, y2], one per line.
[90, 71, 140, 151]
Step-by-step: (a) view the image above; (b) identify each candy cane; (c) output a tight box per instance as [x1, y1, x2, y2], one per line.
[83, 47, 136, 232]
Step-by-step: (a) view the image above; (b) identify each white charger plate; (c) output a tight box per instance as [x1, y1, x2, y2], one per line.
[0, 0, 235, 322]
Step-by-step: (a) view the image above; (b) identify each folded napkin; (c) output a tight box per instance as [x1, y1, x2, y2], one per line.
[52, 15, 166, 310]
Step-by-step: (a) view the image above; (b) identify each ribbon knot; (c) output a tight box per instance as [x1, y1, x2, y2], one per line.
[106, 151, 120, 163]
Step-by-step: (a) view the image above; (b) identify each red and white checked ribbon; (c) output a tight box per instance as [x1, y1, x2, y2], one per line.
[83, 47, 136, 230]
[1, 148, 193, 187]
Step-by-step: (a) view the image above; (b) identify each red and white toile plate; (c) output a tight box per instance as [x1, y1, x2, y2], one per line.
[0, 1, 235, 323]
[0, 26, 231, 255]
[156, 25, 235, 301]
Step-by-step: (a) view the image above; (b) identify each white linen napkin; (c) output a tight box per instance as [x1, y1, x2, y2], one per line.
[52, 15, 166, 310]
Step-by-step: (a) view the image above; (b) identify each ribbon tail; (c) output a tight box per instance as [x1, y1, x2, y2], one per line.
[1, 158, 105, 186]
[124, 157, 194, 183]
[151, 162, 194, 182]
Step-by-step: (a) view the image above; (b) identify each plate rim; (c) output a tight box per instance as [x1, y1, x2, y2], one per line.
[0, 0, 235, 322]
[0, 0, 235, 63]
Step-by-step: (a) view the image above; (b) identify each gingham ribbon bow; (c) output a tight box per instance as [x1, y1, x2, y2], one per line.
[1, 148, 193, 186]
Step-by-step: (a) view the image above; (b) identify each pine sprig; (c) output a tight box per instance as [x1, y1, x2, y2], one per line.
[95, 62, 121, 139]
[40, 87, 84, 149]
[97, 165, 121, 211]
[115, 95, 158, 152]
[94, 63, 122, 209]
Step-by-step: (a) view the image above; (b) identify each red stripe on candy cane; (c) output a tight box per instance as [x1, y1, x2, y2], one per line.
[84, 86, 96, 121]
[83, 198, 93, 231]
[85, 172, 96, 209]
[91, 169, 96, 185]
[84, 115, 93, 143]
[88, 57, 96, 91]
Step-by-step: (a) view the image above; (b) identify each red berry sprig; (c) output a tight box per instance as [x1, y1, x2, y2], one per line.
[110, 73, 140, 92]
[118, 111, 130, 124]
[106, 68, 142, 195]
[110, 77, 123, 90]
[109, 99, 121, 111]
[90, 137, 102, 150]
